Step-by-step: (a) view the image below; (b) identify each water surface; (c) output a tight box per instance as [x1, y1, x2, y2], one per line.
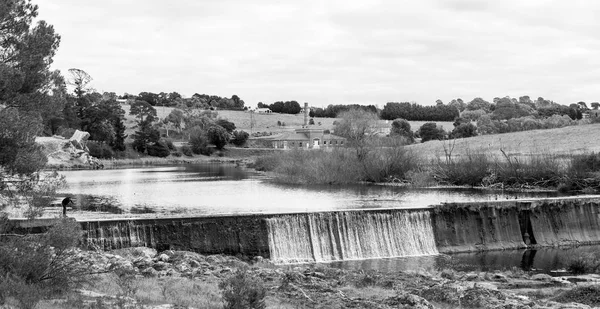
[59, 163, 566, 216]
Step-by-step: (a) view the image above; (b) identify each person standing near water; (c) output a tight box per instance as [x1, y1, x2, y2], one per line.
[61, 197, 74, 217]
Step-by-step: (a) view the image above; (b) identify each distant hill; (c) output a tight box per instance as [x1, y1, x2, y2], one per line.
[407, 123, 600, 160]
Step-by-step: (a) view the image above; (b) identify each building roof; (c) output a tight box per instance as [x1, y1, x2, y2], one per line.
[257, 130, 346, 142]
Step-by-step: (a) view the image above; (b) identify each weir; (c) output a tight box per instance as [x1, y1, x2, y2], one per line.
[8, 196, 600, 263]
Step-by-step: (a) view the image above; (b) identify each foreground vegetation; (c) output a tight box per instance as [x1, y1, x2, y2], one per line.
[4, 236, 600, 309]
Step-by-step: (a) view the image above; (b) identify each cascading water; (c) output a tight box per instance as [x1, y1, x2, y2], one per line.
[266, 210, 438, 263]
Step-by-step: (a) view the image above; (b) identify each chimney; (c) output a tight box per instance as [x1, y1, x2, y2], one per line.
[304, 102, 309, 127]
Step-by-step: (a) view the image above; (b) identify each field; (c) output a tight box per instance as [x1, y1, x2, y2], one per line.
[408, 123, 600, 160]
[122, 104, 454, 137]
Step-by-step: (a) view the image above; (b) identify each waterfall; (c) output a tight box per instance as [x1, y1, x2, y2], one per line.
[266, 210, 438, 263]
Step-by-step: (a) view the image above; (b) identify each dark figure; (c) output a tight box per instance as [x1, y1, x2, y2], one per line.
[61, 197, 74, 217]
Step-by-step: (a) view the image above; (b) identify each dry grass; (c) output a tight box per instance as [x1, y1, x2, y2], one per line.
[408, 123, 600, 160]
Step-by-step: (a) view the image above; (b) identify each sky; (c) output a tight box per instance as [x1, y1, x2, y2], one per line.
[39, 0, 600, 108]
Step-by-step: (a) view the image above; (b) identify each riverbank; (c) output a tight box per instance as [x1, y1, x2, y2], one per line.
[24, 246, 600, 309]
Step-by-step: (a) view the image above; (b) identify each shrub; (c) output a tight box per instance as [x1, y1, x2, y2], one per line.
[390, 118, 414, 143]
[216, 119, 236, 133]
[172, 151, 182, 157]
[361, 138, 419, 182]
[433, 151, 490, 186]
[181, 145, 193, 156]
[0, 219, 88, 308]
[553, 285, 600, 306]
[189, 128, 212, 155]
[87, 141, 114, 159]
[450, 122, 477, 139]
[164, 139, 175, 150]
[147, 141, 170, 157]
[309, 118, 315, 125]
[219, 268, 266, 309]
[231, 130, 249, 147]
[418, 123, 445, 142]
[207, 125, 230, 150]
[250, 154, 282, 172]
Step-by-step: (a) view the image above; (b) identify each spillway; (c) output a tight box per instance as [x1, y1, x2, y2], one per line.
[266, 210, 438, 263]
[8, 196, 600, 264]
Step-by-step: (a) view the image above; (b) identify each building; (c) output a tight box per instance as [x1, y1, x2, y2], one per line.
[258, 103, 346, 149]
[255, 108, 272, 114]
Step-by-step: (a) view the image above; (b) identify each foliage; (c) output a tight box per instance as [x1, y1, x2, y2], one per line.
[390, 118, 414, 143]
[361, 138, 419, 182]
[381, 102, 458, 121]
[181, 145, 193, 156]
[216, 119, 236, 133]
[87, 141, 114, 159]
[164, 139, 175, 150]
[231, 130, 249, 147]
[0, 108, 47, 176]
[450, 122, 477, 139]
[433, 151, 490, 186]
[309, 104, 378, 118]
[334, 108, 379, 160]
[147, 141, 170, 157]
[418, 123, 445, 142]
[273, 149, 363, 184]
[207, 125, 230, 150]
[0, 219, 90, 308]
[131, 121, 160, 154]
[129, 100, 157, 124]
[553, 285, 600, 307]
[262, 100, 302, 114]
[189, 127, 212, 155]
[219, 268, 266, 309]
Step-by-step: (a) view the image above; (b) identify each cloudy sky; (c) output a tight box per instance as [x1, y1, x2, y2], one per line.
[39, 0, 600, 108]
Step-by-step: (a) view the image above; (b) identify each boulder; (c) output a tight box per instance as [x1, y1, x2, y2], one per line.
[69, 129, 90, 150]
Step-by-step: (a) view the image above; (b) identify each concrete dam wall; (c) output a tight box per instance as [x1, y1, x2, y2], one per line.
[36, 196, 600, 262]
[431, 197, 600, 253]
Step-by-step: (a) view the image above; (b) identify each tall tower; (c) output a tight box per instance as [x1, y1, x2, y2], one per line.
[303, 102, 309, 127]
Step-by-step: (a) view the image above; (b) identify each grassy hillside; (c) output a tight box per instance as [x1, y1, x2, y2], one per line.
[121, 104, 454, 137]
[407, 123, 600, 160]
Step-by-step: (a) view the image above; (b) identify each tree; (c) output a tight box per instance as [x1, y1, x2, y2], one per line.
[451, 122, 477, 139]
[216, 119, 236, 133]
[418, 123, 445, 142]
[591, 102, 600, 110]
[390, 118, 414, 143]
[165, 109, 185, 133]
[129, 100, 157, 124]
[231, 130, 249, 146]
[334, 108, 379, 160]
[208, 125, 230, 150]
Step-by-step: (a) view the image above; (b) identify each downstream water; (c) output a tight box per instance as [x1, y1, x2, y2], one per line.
[58, 163, 564, 216]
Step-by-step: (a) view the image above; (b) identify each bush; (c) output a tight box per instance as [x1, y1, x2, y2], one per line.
[207, 125, 230, 150]
[87, 141, 114, 159]
[231, 130, 249, 147]
[361, 138, 419, 182]
[418, 123, 445, 142]
[181, 145, 193, 156]
[0, 219, 88, 308]
[433, 151, 490, 186]
[216, 119, 236, 133]
[450, 122, 477, 139]
[219, 268, 266, 309]
[147, 141, 170, 157]
[189, 128, 212, 155]
[390, 118, 414, 143]
[164, 139, 175, 150]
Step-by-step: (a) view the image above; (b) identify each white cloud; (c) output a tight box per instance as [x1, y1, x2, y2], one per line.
[38, 0, 600, 107]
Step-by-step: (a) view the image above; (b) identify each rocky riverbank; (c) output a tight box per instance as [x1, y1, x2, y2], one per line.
[30, 247, 600, 309]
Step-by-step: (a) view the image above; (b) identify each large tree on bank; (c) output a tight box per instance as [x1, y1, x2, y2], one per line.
[0, 0, 63, 214]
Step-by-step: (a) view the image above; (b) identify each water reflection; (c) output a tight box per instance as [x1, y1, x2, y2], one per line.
[59, 163, 568, 215]
[327, 245, 600, 274]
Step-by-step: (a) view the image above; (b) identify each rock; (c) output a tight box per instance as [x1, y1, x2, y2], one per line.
[69, 130, 90, 150]
[551, 277, 573, 286]
[153, 261, 169, 271]
[133, 257, 153, 270]
[158, 253, 170, 263]
[385, 293, 434, 309]
[532, 274, 553, 281]
[492, 273, 508, 282]
[465, 272, 479, 281]
[142, 267, 158, 277]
